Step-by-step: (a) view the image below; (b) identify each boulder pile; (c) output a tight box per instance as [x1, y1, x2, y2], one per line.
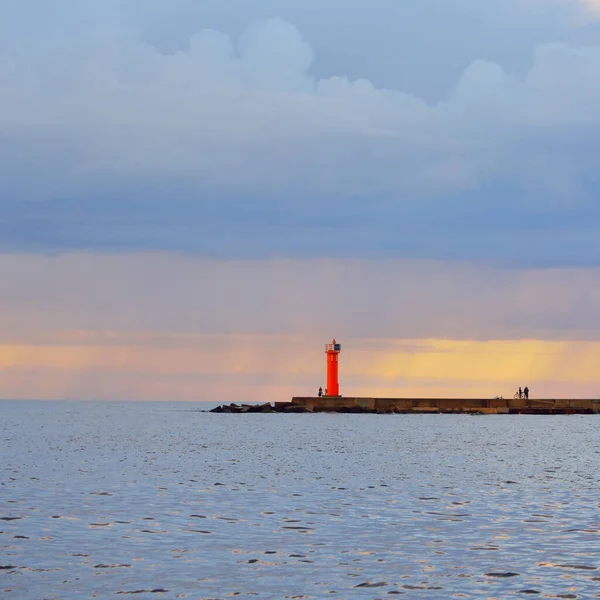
[209, 403, 437, 414]
[210, 403, 309, 414]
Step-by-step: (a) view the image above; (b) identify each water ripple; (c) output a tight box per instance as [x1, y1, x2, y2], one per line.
[1, 402, 599, 599]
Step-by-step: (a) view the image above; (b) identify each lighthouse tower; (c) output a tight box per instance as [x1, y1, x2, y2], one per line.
[325, 339, 342, 396]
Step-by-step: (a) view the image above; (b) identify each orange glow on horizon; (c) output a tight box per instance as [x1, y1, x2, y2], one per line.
[0, 333, 599, 401]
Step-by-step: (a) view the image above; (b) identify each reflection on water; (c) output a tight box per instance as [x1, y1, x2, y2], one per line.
[1, 401, 599, 599]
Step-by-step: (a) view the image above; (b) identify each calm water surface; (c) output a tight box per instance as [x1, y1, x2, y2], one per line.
[1, 401, 599, 599]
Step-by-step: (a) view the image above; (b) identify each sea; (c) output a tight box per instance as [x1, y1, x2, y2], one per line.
[1, 400, 599, 599]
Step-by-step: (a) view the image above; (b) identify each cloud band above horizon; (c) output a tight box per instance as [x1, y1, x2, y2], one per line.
[1, 253, 600, 401]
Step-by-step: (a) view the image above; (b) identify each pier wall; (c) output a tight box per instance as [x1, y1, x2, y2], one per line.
[284, 397, 600, 414]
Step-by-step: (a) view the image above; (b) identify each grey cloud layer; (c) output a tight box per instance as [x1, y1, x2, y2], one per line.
[3, 254, 600, 342]
[1, 1, 600, 263]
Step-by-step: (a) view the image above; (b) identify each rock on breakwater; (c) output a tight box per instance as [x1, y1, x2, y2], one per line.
[210, 403, 309, 414]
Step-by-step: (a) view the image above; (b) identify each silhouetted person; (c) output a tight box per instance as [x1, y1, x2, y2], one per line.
[324, 388, 328, 396]
[524, 386, 529, 400]
[318, 387, 323, 397]
[518, 386, 522, 399]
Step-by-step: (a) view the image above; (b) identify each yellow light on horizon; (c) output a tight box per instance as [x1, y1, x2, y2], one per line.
[1, 334, 599, 401]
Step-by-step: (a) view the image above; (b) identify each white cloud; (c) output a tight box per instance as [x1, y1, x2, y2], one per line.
[0, 8, 599, 264]
[1, 16, 599, 208]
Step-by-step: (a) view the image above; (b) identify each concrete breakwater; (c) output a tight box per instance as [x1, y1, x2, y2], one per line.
[210, 397, 600, 414]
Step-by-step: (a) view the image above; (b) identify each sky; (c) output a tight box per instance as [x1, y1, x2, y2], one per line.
[2, 0, 600, 401]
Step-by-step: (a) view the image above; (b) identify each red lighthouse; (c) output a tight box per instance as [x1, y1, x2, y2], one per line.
[325, 339, 342, 396]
